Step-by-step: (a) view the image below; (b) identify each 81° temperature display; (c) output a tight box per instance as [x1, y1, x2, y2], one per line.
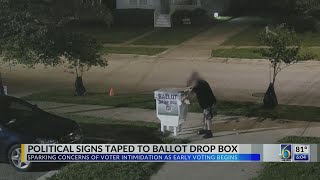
[293, 144, 310, 162]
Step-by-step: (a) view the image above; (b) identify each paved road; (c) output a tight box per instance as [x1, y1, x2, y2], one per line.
[3, 56, 320, 107]
[2, 17, 319, 107]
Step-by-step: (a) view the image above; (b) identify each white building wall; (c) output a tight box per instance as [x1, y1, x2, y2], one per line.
[116, 0, 156, 9]
[153, 0, 161, 9]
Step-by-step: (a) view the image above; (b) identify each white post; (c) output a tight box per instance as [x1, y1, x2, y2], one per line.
[265, 26, 278, 36]
[4, 86, 7, 95]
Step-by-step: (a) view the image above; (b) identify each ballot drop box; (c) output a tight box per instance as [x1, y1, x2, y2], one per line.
[154, 88, 189, 136]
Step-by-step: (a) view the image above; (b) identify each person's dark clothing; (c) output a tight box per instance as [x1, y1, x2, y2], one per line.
[192, 79, 216, 110]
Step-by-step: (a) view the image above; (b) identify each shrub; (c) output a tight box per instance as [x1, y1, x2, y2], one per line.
[315, 20, 320, 32]
[293, 16, 315, 33]
[171, 9, 192, 26]
[191, 8, 210, 26]
[112, 9, 154, 26]
[77, 8, 113, 27]
[171, 8, 210, 26]
[281, 16, 320, 33]
[192, 8, 207, 17]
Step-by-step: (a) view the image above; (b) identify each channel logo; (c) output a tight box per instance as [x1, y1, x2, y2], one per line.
[280, 144, 292, 161]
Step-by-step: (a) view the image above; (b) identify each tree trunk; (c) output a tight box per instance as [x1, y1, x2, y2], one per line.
[263, 83, 278, 108]
[74, 76, 86, 96]
[272, 64, 277, 84]
[0, 72, 5, 96]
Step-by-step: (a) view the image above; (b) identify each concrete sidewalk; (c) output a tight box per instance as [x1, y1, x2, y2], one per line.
[33, 101, 258, 130]
[33, 101, 318, 137]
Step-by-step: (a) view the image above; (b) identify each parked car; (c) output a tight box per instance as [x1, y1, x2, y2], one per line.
[0, 95, 83, 171]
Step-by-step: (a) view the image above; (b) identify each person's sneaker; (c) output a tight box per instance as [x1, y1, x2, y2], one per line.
[203, 131, 213, 139]
[197, 129, 207, 135]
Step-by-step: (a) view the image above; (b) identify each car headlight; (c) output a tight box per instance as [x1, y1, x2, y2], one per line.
[35, 138, 59, 144]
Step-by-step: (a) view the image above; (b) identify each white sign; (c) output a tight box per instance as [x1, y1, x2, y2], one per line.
[156, 92, 179, 116]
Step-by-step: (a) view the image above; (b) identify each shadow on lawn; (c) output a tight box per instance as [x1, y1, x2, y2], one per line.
[80, 123, 163, 144]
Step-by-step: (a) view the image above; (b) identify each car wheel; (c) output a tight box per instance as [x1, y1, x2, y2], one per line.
[8, 144, 32, 172]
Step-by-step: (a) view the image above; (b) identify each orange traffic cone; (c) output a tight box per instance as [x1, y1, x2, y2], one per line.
[109, 88, 115, 96]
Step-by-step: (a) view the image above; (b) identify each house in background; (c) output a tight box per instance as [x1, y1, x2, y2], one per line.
[116, 0, 202, 27]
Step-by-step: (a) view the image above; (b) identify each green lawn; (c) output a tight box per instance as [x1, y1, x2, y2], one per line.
[67, 26, 152, 44]
[50, 115, 187, 180]
[300, 48, 320, 59]
[212, 48, 265, 59]
[23, 92, 320, 122]
[299, 32, 320, 47]
[222, 26, 320, 47]
[222, 27, 262, 46]
[253, 136, 320, 180]
[102, 47, 167, 55]
[132, 27, 206, 45]
[211, 48, 320, 60]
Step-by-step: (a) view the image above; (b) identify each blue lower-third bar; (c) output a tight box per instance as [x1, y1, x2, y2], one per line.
[26, 154, 261, 162]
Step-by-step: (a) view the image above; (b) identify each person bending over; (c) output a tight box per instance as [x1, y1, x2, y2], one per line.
[186, 72, 217, 139]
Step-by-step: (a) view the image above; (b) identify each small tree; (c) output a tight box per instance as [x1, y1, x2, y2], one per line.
[295, 0, 320, 16]
[0, 0, 61, 95]
[62, 32, 107, 96]
[79, 0, 113, 27]
[258, 24, 313, 108]
[0, 0, 110, 96]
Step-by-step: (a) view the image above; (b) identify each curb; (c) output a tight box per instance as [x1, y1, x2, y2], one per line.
[37, 170, 60, 180]
[106, 54, 320, 65]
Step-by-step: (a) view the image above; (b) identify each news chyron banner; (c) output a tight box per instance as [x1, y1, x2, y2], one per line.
[20, 144, 319, 163]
